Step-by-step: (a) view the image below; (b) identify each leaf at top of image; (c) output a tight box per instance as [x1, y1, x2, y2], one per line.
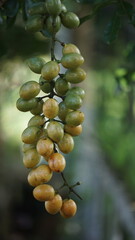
[104, 12, 121, 44]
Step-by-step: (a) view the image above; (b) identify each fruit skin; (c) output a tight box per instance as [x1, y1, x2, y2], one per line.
[46, 0, 62, 16]
[65, 68, 86, 83]
[64, 93, 82, 110]
[43, 98, 59, 119]
[58, 133, 74, 154]
[61, 53, 84, 69]
[30, 99, 43, 115]
[39, 77, 55, 93]
[47, 121, 64, 143]
[23, 149, 40, 168]
[61, 4, 67, 13]
[36, 138, 54, 158]
[41, 61, 60, 81]
[65, 111, 84, 126]
[45, 194, 62, 214]
[27, 57, 46, 74]
[19, 81, 40, 100]
[33, 184, 55, 201]
[25, 15, 44, 33]
[61, 12, 80, 29]
[28, 115, 45, 127]
[66, 87, 85, 100]
[22, 143, 36, 153]
[16, 98, 38, 112]
[48, 153, 66, 172]
[46, 16, 61, 34]
[58, 101, 71, 122]
[28, 164, 53, 187]
[28, 2, 47, 16]
[55, 77, 70, 96]
[64, 124, 82, 136]
[60, 199, 77, 218]
[62, 43, 80, 55]
[21, 126, 41, 144]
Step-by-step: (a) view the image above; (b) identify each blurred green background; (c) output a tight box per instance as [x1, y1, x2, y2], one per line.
[1, 0, 135, 240]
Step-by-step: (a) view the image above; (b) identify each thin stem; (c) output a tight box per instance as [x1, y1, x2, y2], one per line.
[60, 173, 83, 200]
[55, 38, 65, 46]
[51, 18, 56, 61]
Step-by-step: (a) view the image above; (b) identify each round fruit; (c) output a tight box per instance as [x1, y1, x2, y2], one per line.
[64, 94, 82, 110]
[30, 99, 43, 115]
[25, 15, 44, 33]
[23, 149, 40, 168]
[46, 16, 61, 34]
[28, 115, 45, 127]
[22, 143, 36, 153]
[62, 43, 80, 55]
[61, 4, 67, 13]
[27, 57, 46, 74]
[64, 124, 82, 136]
[36, 138, 54, 158]
[33, 184, 55, 201]
[58, 133, 74, 153]
[43, 98, 59, 119]
[61, 12, 80, 29]
[45, 194, 62, 214]
[60, 199, 77, 218]
[61, 53, 84, 69]
[28, 2, 47, 16]
[58, 101, 71, 121]
[65, 111, 84, 126]
[39, 129, 48, 139]
[46, 0, 62, 16]
[39, 77, 55, 93]
[19, 81, 40, 100]
[47, 121, 64, 143]
[55, 77, 70, 96]
[28, 164, 53, 187]
[66, 87, 85, 100]
[65, 68, 86, 83]
[16, 98, 38, 112]
[41, 61, 60, 81]
[21, 126, 41, 144]
[48, 153, 66, 172]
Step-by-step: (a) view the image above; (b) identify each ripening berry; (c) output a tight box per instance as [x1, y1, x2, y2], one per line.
[45, 194, 62, 214]
[46, 0, 62, 16]
[46, 16, 61, 34]
[28, 164, 53, 186]
[61, 12, 80, 29]
[22, 143, 36, 153]
[64, 124, 82, 136]
[58, 101, 71, 122]
[23, 149, 40, 168]
[61, 53, 84, 69]
[33, 184, 55, 201]
[27, 57, 46, 74]
[66, 87, 85, 100]
[47, 121, 64, 143]
[43, 98, 59, 119]
[19, 81, 40, 100]
[21, 126, 41, 144]
[36, 138, 54, 158]
[16, 98, 38, 112]
[41, 61, 60, 81]
[65, 68, 86, 83]
[48, 153, 66, 172]
[28, 115, 45, 127]
[60, 199, 77, 218]
[58, 133, 74, 154]
[30, 99, 43, 115]
[64, 93, 82, 110]
[62, 43, 80, 55]
[25, 15, 44, 33]
[65, 111, 84, 126]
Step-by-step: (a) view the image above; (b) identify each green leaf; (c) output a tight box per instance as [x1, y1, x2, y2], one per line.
[104, 12, 121, 44]
[80, 0, 117, 25]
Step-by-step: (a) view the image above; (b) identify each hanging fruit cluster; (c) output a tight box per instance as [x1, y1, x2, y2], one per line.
[16, 0, 86, 218]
